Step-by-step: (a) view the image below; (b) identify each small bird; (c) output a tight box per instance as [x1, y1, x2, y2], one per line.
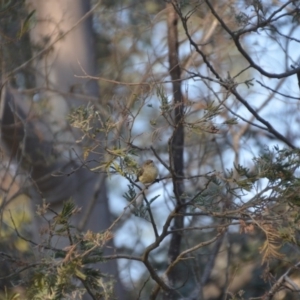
[135, 160, 158, 184]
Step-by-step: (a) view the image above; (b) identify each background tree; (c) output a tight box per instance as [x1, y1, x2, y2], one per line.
[0, 0, 124, 298]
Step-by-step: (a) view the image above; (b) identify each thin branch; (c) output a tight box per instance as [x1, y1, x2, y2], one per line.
[230, 87, 295, 148]
[151, 231, 225, 298]
[204, 0, 300, 79]
[143, 194, 159, 239]
[264, 262, 300, 300]
[256, 80, 300, 100]
[102, 254, 142, 262]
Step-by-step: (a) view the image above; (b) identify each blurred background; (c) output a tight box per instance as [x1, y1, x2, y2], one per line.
[1, 0, 300, 299]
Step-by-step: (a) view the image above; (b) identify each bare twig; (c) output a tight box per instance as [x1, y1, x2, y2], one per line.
[264, 262, 300, 300]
